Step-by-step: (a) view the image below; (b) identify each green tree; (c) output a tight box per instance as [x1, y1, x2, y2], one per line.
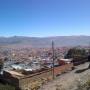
[65, 48, 87, 59]
[0, 59, 3, 72]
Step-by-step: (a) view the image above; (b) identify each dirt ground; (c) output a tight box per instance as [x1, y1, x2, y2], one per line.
[39, 62, 90, 90]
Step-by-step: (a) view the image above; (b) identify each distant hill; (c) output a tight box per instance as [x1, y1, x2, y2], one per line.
[0, 36, 90, 48]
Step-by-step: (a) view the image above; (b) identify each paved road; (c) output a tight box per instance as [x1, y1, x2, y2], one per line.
[39, 62, 90, 90]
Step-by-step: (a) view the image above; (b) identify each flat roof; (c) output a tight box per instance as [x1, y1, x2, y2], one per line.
[4, 70, 25, 79]
[60, 59, 73, 62]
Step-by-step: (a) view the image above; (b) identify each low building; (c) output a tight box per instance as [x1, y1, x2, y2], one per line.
[2, 60, 73, 90]
[3, 69, 52, 90]
[59, 58, 73, 65]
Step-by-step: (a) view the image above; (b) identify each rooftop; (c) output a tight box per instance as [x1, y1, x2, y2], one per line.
[4, 70, 25, 79]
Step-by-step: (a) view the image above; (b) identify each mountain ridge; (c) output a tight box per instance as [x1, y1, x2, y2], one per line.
[0, 36, 90, 48]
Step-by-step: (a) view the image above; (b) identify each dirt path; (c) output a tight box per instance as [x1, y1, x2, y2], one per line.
[39, 62, 90, 90]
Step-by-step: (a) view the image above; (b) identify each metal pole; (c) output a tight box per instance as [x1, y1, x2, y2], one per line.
[52, 41, 55, 79]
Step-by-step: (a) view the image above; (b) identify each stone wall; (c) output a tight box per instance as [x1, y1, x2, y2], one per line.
[19, 69, 52, 90]
[3, 63, 73, 90]
[19, 63, 73, 90]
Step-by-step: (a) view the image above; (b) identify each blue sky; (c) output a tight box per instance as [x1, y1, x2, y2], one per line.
[0, 0, 90, 37]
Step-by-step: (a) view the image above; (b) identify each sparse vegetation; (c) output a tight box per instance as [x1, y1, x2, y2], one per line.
[76, 80, 90, 90]
[0, 83, 15, 90]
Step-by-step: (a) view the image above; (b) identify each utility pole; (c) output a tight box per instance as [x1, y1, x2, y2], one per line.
[52, 41, 55, 79]
[88, 42, 90, 68]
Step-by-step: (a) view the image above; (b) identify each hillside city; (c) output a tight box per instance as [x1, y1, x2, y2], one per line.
[0, 0, 90, 90]
[0, 44, 90, 90]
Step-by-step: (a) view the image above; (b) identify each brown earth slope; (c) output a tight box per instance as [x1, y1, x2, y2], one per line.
[39, 62, 90, 90]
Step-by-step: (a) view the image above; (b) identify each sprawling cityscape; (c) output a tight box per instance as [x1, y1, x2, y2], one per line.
[0, 41, 90, 90]
[0, 0, 90, 90]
